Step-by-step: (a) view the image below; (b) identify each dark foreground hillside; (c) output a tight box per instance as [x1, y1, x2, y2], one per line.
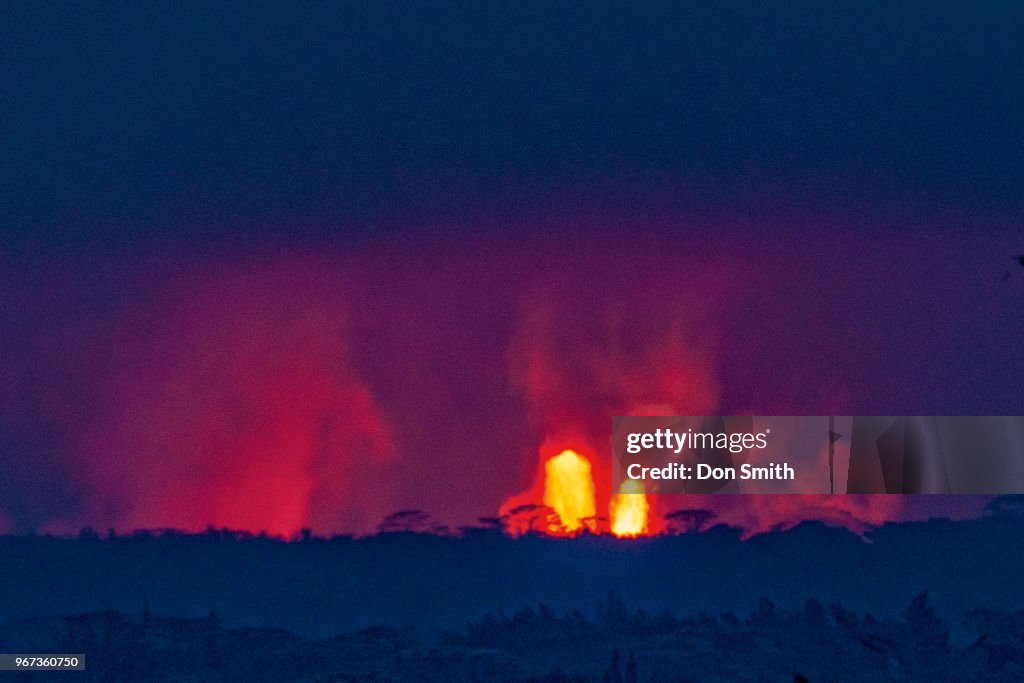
[0, 592, 1021, 681]
[1, 506, 1023, 638]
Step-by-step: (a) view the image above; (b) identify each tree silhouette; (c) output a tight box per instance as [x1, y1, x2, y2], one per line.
[603, 648, 623, 683]
[985, 495, 1024, 518]
[501, 504, 563, 535]
[578, 515, 609, 535]
[664, 509, 716, 534]
[624, 651, 638, 683]
[377, 510, 448, 535]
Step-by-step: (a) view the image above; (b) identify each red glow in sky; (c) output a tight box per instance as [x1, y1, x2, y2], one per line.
[1, 214, 1017, 536]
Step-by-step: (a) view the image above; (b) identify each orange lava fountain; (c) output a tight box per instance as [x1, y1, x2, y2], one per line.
[543, 450, 596, 532]
[609, 479, 650, 536]
[501, 444, 653, 536]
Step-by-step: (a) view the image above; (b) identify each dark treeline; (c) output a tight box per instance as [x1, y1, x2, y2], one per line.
[3, 509, 1024, 638]
[0, 501, 1022, 678]
[1, 591, 1022, 681]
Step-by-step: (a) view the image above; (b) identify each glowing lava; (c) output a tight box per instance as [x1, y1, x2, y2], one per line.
[543, 449, 596, 532]
[609, 479, 649, 537]
[502, 444, 655, 536]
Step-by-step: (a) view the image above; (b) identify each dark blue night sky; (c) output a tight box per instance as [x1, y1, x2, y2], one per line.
[4, 2, 1023, 241]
